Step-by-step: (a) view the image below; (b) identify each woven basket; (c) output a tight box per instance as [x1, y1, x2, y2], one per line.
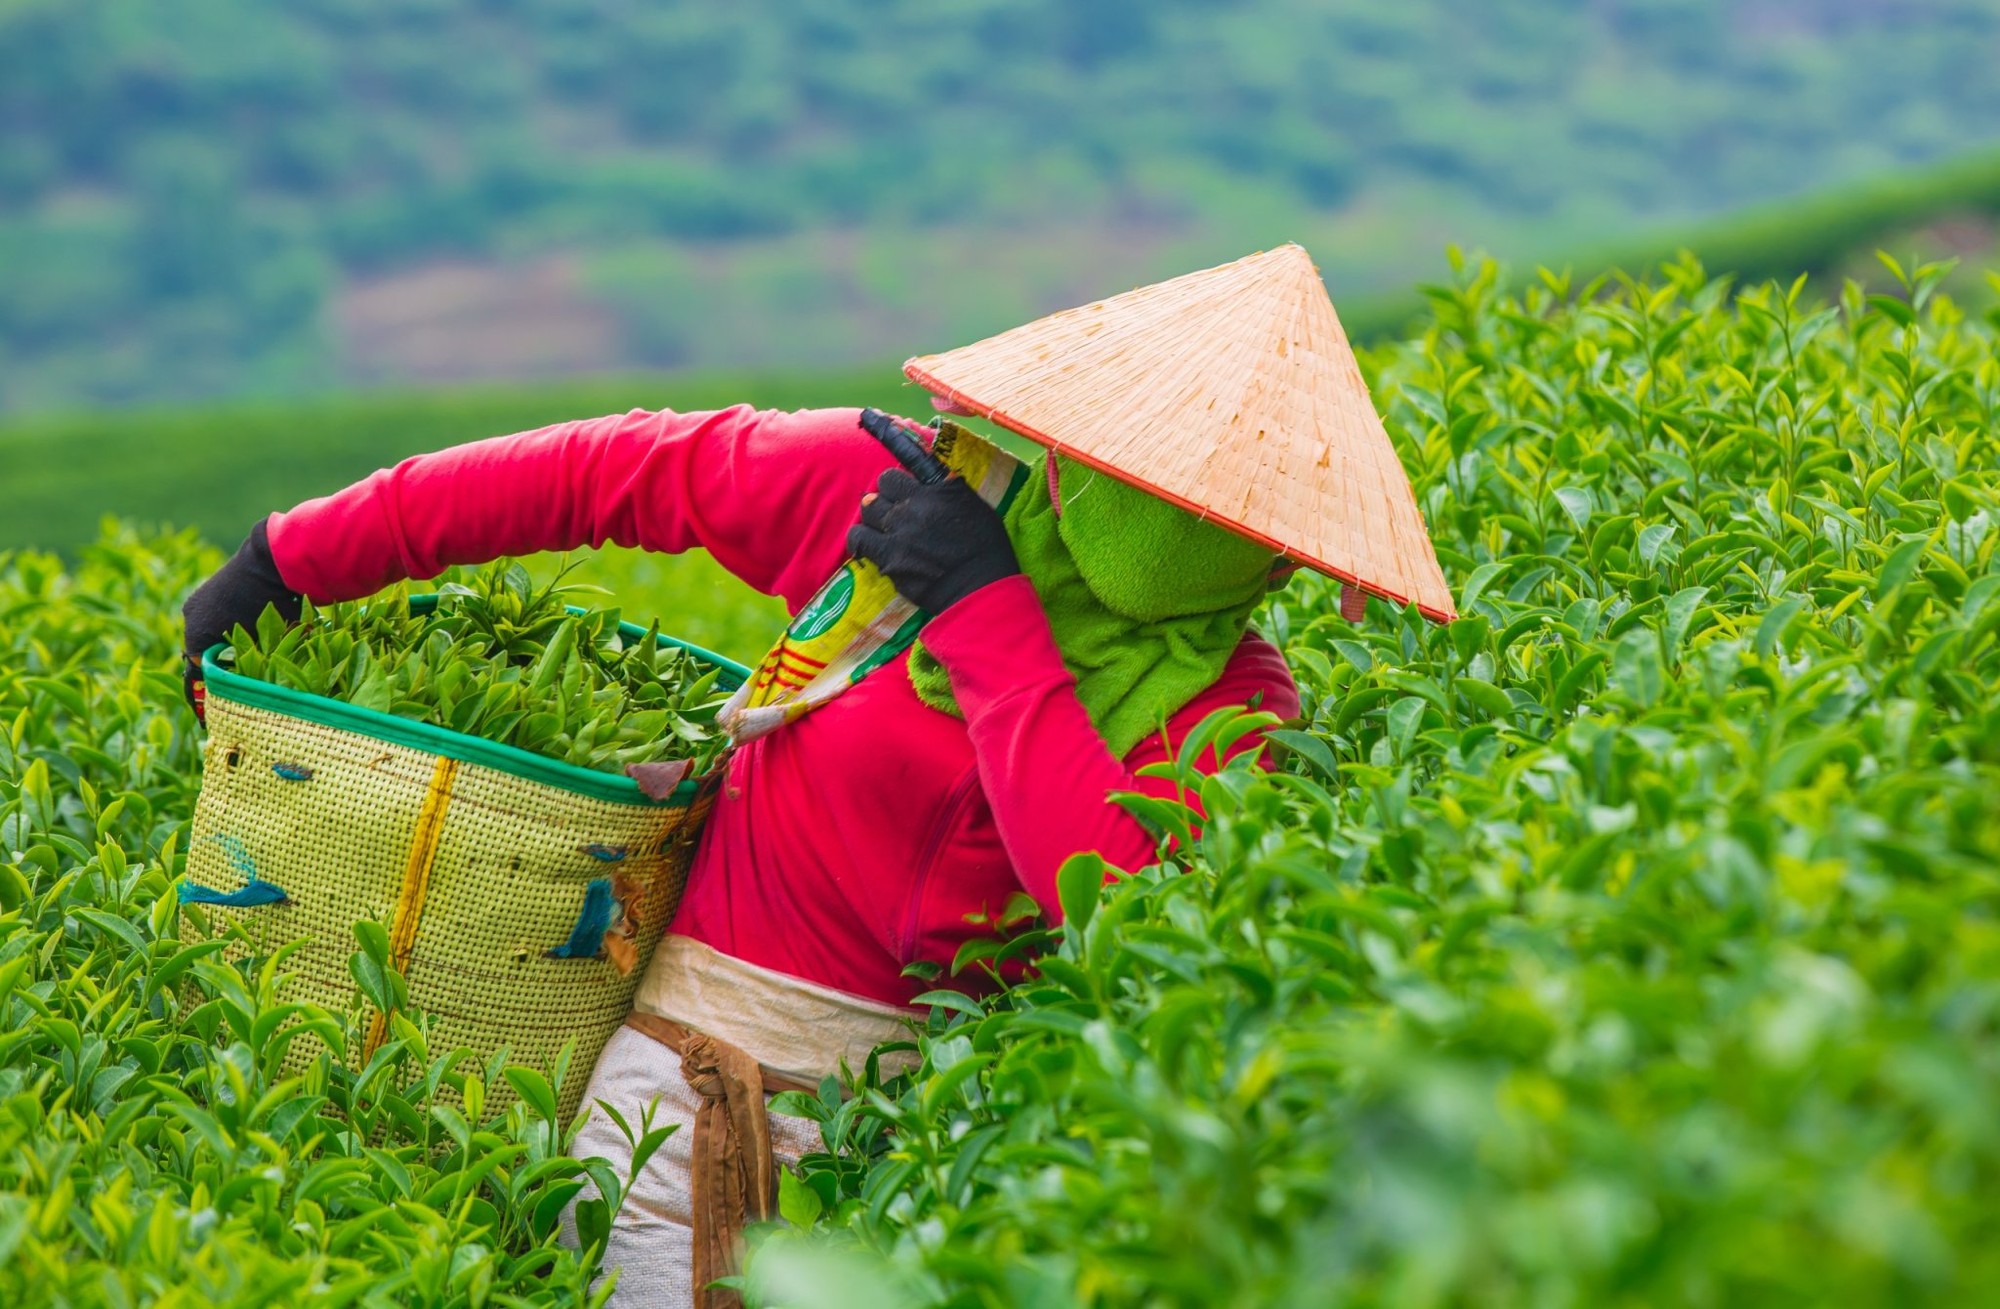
[183, 604, 747, 1123]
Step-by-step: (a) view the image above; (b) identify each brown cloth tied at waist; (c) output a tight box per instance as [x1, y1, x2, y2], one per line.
[622, 1011, 812, 1309]
[618, 936, 924, 1308]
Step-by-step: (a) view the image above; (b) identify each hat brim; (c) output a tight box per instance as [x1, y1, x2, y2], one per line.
[905, 361, 1458, 624]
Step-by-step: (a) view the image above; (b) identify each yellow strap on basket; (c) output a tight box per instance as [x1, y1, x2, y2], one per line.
[365, 755, 459, 1058]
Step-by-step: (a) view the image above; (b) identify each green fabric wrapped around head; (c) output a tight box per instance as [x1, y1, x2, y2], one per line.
[909, 453, 1277, 757]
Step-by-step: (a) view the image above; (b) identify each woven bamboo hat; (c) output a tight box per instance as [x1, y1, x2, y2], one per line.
[904, 243, 1455, 622]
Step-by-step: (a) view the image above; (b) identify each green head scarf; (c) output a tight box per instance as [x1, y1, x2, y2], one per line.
[908, 453, 1277, 757]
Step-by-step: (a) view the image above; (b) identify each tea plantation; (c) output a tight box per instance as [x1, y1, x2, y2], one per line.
[3, 254, 1998, 1305]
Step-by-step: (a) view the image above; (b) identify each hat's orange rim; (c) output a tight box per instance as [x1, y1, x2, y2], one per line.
[904, 361, 1457, 624]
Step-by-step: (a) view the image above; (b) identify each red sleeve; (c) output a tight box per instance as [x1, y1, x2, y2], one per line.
[264, 406, 897, 612]
[917, 574, 1300, 919]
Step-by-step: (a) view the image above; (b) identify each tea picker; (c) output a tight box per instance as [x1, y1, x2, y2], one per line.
[178, 244, 1452, 1307]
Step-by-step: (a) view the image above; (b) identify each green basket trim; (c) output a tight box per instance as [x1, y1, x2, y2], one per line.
[202, 597, 753, 808]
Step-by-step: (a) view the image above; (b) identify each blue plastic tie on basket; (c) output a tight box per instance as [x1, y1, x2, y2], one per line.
[546, 878, 615, 959]
[180, 877, 293, 907]
[271, 763, 315, 782]
[578, 843, 629, 862]
[180, 834, 292, 906]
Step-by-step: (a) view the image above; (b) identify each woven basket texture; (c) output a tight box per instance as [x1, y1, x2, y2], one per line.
[185, 694, 712, 1123]
[904, 243, 1457, 622]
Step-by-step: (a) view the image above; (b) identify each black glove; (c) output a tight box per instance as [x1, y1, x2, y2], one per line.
[181, 519, 302, 714]
[847, 470, 1019, 614]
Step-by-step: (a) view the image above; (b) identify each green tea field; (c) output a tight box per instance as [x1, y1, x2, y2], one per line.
[2, 253, 1997, 1305]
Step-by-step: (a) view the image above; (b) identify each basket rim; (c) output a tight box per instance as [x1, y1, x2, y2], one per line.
[201, 596, 751, 808]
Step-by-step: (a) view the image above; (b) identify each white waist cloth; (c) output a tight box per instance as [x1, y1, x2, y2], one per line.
[565, 935, 922, 1306]
[631, 934, 922, 1087]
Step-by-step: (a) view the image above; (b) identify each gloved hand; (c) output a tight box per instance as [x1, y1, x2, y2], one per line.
[847, 470, 1019, 614]
[181, 519, 302, 715]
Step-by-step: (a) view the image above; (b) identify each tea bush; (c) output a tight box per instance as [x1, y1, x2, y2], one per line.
[3, 253, 1997, 1306]
[0, 530, 668, 1306]
[750, 256, 2000, 1307]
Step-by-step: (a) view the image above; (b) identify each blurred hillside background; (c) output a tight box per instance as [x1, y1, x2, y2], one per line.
[6, 0, 2000, 417]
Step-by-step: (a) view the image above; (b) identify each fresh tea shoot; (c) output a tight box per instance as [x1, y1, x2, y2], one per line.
[222, 560, 731, 776]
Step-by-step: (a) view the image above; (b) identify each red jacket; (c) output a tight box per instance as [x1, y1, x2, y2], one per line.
[267, 406, 1299, 1005]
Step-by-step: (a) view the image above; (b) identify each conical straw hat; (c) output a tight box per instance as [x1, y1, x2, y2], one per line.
[904, 244, 1456, 622]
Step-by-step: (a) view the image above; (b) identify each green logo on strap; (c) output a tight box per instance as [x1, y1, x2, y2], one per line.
[789, 568, 855, 640]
